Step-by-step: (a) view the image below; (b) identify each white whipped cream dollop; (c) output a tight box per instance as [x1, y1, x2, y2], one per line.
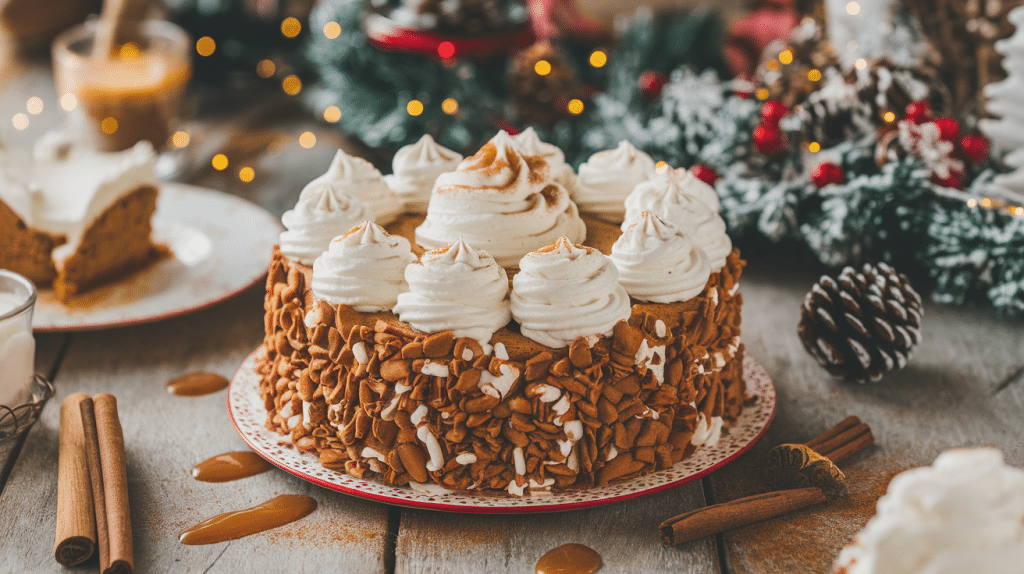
[306, 149, 401, 225]
[670, 167, 721, 213]
[0, 133, 157, 264]
[574, 140, 658, 221]
[833, 447, 1024, 574]
[512, 237, 632, 348]
[393, 239, 511, 348]
[415, 131, 586, 268]
[384, 134, 463, 214]
[311, 221, 416, 311]
[279, 185, 371, 265]
[512, 127, 578, 193]
[622, 175, 732, 271]
[611, 211, 711, 303]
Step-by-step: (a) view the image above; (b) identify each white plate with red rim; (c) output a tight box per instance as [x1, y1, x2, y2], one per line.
[228, 349, 776, 513]
[32, 183, 282, 331]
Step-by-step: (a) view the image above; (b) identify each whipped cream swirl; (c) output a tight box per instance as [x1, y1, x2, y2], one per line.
[311, 221, 416, 311]
[512, 127, 578, 193]
[279, 185, 371, 265]
[384, 134, 462, 214]
[622, 175, 732, 271]
[611, 211, 711, 303]
[512, 237, 632, 348]
[833, 447, 1024, 574]
[415, 131, 586, 268]
[393, 239, 511, 347]
[306, 149, 401, 225]
[670, 167, 721, 213]
[574, 140, 658, 221]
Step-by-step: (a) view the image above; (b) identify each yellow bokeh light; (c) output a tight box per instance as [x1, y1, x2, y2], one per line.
[256, 59, 276, 78]
[407, 100, 424, 116]
[299, 132, 317, 148]
[101, 117, 118, 134]
[1014, 206, 1024, 216]
[808, 142, 821, 153]
[534, 60, 552, 76]
[239, 166, 255, 182]
[12, 113, 28, 130]
[118, 42, 141, 59]
[171, 131, 190, 148]
[883, 111, 896, 123]
[567, 99, 584, 115]
[847, 2, 861, 15]
[212, 154, 229, 171]
[441, 98, 458, 115]
[755, 88, 771, 100]
[60, 93, 77, 111]
[981, 197, 993, 208]
[765, 59, 780, 71]
[281, 17, 302, 38]
[808, 69, 822, 82]
[26, 97, 43, 115]
[282, 75, 302, 95]
[323, 21, 341, 39]
[324, 106, 342, 122]
[196, 36, 216, 57]
[855, 58, 867, 70]
[655, 161, 669, 173]
[778, 50, 793, 65]
[967, 198, 978, 208]
[589, 50, 607, 68]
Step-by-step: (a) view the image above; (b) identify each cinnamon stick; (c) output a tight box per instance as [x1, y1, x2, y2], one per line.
[804, 416, 861, 451]
[54, 393, 96, 566]
[94, 394, 133, 574]
[80, 398, 110, 573]
[659, 487, 828, 546]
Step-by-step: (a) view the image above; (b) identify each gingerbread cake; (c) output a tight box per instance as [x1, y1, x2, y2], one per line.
[257, 132, 746, 495]
[0, 134, 167, 302]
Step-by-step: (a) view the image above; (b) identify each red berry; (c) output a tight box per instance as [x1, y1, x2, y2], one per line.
[905, 101, 933, 124]
[931, 172, 963, 189]
[689, 164, 719, 186]
[753, 123, 786, 154]
[760, 100, 789, 126]
[960, 135, 990, 163]
[810, 162, 845, 188]
[638, 71, 669, 100]
[933, 117, 959, 141]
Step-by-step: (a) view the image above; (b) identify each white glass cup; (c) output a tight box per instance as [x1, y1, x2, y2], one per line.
[52, 19, 192, 153]
[0, 270, 36, 410]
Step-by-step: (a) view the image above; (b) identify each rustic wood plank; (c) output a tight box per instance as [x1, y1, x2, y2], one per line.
[0, 287, 391, 573]
[710, 254, 1024, 573]
[395, 482, 719, 574]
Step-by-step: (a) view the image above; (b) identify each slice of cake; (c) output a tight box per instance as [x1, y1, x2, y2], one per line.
[0, 134, 167, 302]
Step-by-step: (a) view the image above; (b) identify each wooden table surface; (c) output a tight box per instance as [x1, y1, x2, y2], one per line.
[1, 57, 1023, 574]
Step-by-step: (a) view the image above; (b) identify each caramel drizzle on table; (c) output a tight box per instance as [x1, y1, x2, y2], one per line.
[535, 543, 602, 574]
[191, 452, 273, 483]
[178, 495, 317, 545]
[166, 373, 229, 397]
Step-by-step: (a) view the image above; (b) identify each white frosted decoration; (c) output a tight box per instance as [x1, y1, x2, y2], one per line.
[306, 149, 402, 225]
[0, 293, 34, 408]
[279, 184, 371, 265]
[311, 220, 416, 311]
[573, 140, 658, 221]
[415, 131, 586, 268]
[611, 211, 712, 303]
[393, 238, 511, 348]
[512, 127, 579, 193]
[833, 448, 1024, 574]
[622, 175, 732, 271]
[384, 134, 463, 214]
[669, 167, 721, 213]
[0, 134, 157, 265]
[512, 237, 632, 348]
[980, 7, 1024, 203]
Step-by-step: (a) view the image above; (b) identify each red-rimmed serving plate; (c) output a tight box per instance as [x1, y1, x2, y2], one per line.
[33, 183, 282, 331]
[228, 349, 775, 513]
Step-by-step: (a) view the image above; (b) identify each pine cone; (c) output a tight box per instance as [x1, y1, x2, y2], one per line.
[798, 263, 923, 383]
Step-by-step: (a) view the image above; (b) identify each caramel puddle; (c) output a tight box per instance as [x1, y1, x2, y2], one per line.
[535, 543, 602, 574]
[166, 372, 229, 397]
[192, 452, 272, 483]
[179, 494, 317, 545]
